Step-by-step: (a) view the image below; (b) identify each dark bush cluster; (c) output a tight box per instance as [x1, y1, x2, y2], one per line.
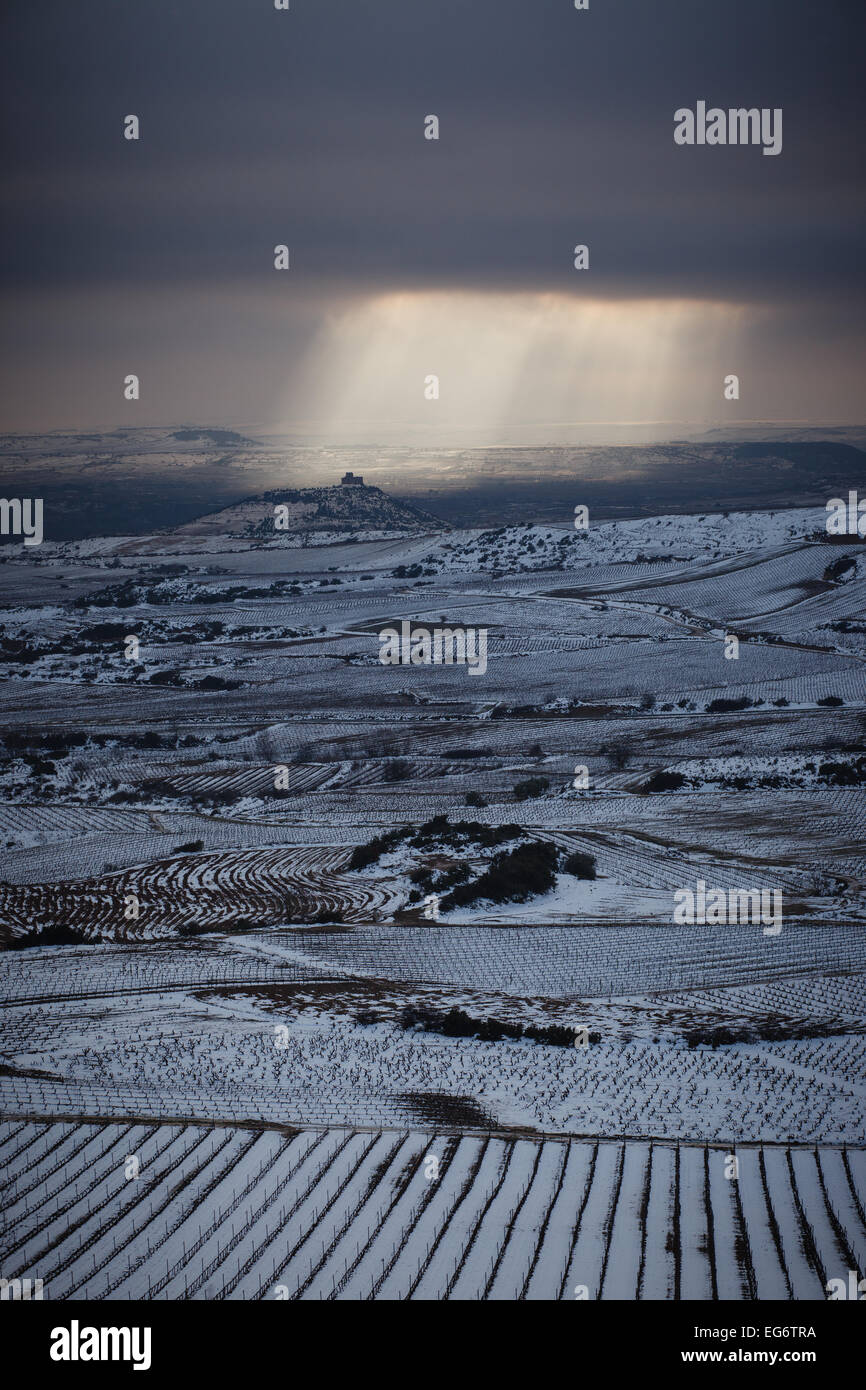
[439, 747, 494, 759]
[686, 1018, 857, 1048]
[440, 841, 558, 909]
[818, 758, 866, 785]
[382, 758, 412, 782]
[705, 696, 755, 713]
[561, 849, 597, 879]
[411, 816, 522, 850]
[8, 923, 85, 949]
[397, 1004, 599, 1048]
[4, 730, 89, 758]
[346, 812, 605, 921]
[349, 816, 596, 912]
[73, 571, 302, 610]
[347, 828, 413, 870]
[823, 556, 857, 583]
[642, 770, 686, 793]
[513, 776, 550, 801]
[348, 816, 524, 871]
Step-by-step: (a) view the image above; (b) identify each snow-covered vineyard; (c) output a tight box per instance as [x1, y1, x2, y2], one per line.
[1, 938, 864, 1144]
[1, 490, 865, 1302]
[2, 1118, 864, 1301]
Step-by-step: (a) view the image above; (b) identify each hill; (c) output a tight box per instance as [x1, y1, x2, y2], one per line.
[171, 484, 445, 539]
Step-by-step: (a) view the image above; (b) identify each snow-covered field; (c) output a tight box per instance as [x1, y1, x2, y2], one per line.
[1, 490, 864, 1300]
[1, 933, 864, 1141]
[1, 1118, 863, 1300]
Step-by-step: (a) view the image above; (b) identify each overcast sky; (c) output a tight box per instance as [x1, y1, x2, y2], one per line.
[1, 0, 863, 439]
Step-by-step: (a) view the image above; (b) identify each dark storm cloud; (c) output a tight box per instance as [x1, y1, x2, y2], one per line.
[2, 0, 864, 304]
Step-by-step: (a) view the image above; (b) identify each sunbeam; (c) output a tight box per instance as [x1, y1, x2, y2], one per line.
[281, 289, 748, 444]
